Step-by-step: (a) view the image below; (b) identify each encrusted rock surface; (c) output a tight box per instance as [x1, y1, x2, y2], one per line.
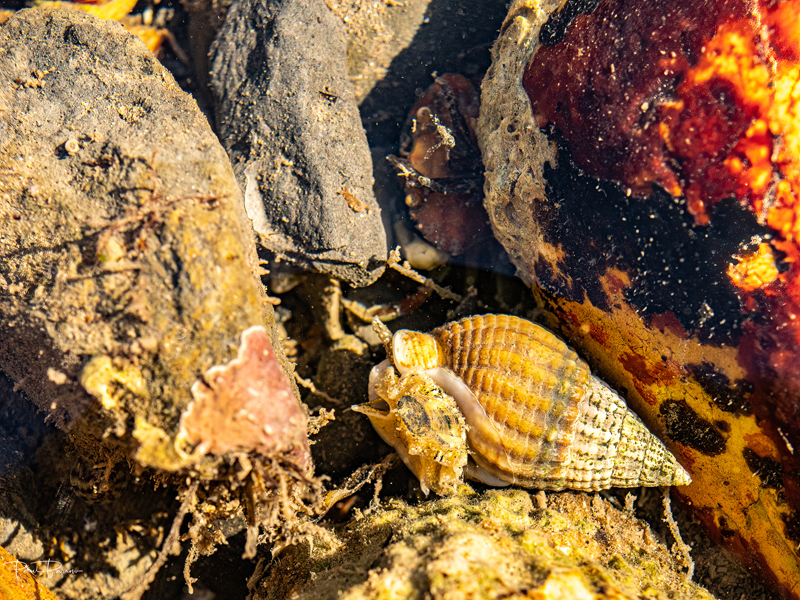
[253, 487, 713, 600]
[477, 0, 800, 596]
[0, 10, 322, 598]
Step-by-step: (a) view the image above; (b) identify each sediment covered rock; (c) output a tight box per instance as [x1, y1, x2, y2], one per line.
[253, 488, 713, 600]
[0, 8, 309, 476]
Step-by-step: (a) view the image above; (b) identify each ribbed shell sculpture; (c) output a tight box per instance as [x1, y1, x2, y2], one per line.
[354, 314, 691, 495]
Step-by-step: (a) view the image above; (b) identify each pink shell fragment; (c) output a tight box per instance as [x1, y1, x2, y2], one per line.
[180, 325, 311, 473]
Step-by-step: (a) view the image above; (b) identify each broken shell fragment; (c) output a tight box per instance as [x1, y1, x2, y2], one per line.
[356, 314, 690, 494]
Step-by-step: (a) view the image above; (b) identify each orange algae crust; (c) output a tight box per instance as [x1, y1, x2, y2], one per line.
[0, 546, 60, 600]
[520, 271, 800, 599]
[524, 1, 800, 394]
[524, 0, 800, 231]
[728, 243, 780, 292]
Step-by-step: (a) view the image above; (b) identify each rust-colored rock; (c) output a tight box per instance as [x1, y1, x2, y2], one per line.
[478, 0, 800, 597]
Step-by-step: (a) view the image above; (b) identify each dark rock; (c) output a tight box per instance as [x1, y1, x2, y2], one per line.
[210, 0, 387, 287]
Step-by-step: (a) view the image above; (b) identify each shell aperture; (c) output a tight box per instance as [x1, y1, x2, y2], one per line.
[354, 360, 468, 495]
[356, 314, 691, 494]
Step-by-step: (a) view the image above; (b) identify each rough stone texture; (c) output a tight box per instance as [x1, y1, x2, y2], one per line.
[210, 0, 387, 287]
[357, 0, 509, 138]
[0, 8, 303, 474]
[477, 0, 561, 288]
[324, 0, 432, 103]
[253, 488, 714, 600]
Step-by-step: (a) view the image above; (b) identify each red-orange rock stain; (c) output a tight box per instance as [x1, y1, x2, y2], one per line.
[744, 432, 781, 463]
[737, 276, 800, 455]
[602, 271, 628, 300]
[649, 312, 689, 340]
[588, 322, 611, 351]
[619, 351, 679, 406]
[524, 0, 748, 208]
[524, 0, 800, 227]
[527, 0, 800, 520]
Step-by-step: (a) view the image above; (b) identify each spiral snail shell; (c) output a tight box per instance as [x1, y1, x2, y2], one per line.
[354, 314, 691, 495]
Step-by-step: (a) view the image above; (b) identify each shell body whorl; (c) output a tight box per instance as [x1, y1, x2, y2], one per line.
[358, 314, 691, 494]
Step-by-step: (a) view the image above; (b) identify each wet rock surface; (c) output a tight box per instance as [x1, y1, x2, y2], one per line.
[0, 1, 783, 599]
[210, 0, 387, 287]
[478, 0, 800, 596]
[326, 0, 432, 104]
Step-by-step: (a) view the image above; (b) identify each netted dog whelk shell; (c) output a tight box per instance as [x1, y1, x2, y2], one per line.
[354, 314, 691, 495]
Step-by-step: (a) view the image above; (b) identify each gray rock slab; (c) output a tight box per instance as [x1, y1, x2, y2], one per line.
[210, 0, 387, 287]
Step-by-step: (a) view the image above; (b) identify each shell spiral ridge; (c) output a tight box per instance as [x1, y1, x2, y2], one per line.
[359, 314, 691, 494]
